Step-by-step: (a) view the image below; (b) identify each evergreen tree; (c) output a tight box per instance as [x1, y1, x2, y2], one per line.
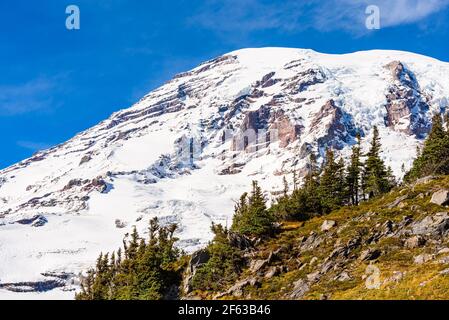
[76, 218, 182, 300]
[191, 223, 244, 291]
[347, 133, 362, 205]
[318, 148, 345, 213]
[302, 153, 322, 213]
[231, 181, 275, 237]
[362, 126, 393, 198]
[335, 157, 348, 204]
[406, 113, 449, 181]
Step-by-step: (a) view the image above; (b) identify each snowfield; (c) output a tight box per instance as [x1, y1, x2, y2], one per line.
[0, 47, 449, 299]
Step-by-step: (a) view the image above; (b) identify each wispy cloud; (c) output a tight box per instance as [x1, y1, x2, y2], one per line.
[16, 140, 52, 152]
[190, 0, 449, 37]
[374, 0, 449, 27]
[0, 77, 58, 116]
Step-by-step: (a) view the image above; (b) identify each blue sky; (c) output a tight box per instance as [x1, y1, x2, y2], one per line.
[1, 0, 449, 169]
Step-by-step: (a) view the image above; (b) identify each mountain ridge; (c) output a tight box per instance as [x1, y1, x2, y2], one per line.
[1, 47, 449, 299]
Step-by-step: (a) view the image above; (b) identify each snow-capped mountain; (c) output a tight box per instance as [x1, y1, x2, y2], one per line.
[1, 47, 449, 299]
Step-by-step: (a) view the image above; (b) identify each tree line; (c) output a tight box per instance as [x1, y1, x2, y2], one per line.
[272, 126, 396, 221]
[77, 113, 449, 300]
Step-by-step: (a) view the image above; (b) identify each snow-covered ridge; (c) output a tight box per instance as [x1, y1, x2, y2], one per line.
[1, 47, 448, 299]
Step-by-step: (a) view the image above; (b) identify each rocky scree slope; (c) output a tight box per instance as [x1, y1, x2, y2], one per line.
[184, 176, 449, 300]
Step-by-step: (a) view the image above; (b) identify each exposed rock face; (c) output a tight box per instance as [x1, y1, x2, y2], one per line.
[290, 279, 310, 299]
[384, 61, 430, 137]
[359, 249, 381, 261]
[16, 215, 48, 227]
[312, 100, 357, 150]
[183, 249, 210, 294]
[286, 68, 327, 94]
[79, 155, 92, 166]
[430, 190, 449, 206]
[232, 106, 302, 151]
[269, 110, 303, 148]
[227, 232, 254, 251]
[1, 48, 449, 298]
[215, 277, 259, 299]
[411, 212, 449, 237]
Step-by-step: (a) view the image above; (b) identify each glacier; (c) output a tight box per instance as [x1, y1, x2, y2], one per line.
[0, 47, 449, 299]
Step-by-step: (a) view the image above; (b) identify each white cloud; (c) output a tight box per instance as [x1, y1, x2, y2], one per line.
[190, 0, 449, 36]
[373, 0, 449, 27]
[16, 140, 52, 152]
[0, 77, 57, 115]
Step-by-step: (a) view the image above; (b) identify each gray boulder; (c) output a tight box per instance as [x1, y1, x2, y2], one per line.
[227, 232, 253, 250]
[321, 220, 336, 232]
[430, 190, 449, 206]
[290, 279, 310, 299]
[386, 195, 408, 209]
[404, 235, 426, 249]
[414, 253, 434, 265]
[411, 212, 449, 237]
[359, 249, 381, 261]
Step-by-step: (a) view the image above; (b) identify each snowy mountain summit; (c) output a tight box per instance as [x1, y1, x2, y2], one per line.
[1, 47, 449, 298]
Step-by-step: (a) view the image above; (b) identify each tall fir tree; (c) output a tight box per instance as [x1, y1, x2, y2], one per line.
[76, 218, 181, 300]
[347, 133, 362, 205]
[231, 181, 275, 237]
[319, 148, 346, 213]
[362, 126, 393, 198]
[406, 113, 449, 181]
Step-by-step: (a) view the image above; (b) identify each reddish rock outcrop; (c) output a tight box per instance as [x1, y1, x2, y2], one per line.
[384, 61, 431, 137]
[311, 100, 356, 150]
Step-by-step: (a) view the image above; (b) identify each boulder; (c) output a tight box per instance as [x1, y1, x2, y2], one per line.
[430, 190, 449, 206]
[386, 195, 408, 209]
[227, 232, 253, 250]
[404, 235, 426, 249]
[321, 220, 336, 232]
[389, 271, 404, 283]
[290, 279, 310, 299]
[359, 249, 381, 261]
[335, 271, 352, 282]
[115, 219, 127, 229]
[224, 278, 258, 297]
[414, 253, 434, 265]
[411, 212, 449, 237]
[438, 256, 449, 264]
[264, 266, 280, 279]
[250, 259, 268, 273]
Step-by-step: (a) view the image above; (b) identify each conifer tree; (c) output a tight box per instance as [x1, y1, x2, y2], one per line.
[362, 126, 392, 198]
[406, 113, 449, 181]
[347, 133, 362, 205]
[76, 218, 181, 300]
[231, 181, 275, 237]
[319, 148, 345, 213]
[302, 153, 322, 213]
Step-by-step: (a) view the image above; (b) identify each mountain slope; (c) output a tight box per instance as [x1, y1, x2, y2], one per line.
[0, 48, 449, 299]
[188, 176, 449, 300]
